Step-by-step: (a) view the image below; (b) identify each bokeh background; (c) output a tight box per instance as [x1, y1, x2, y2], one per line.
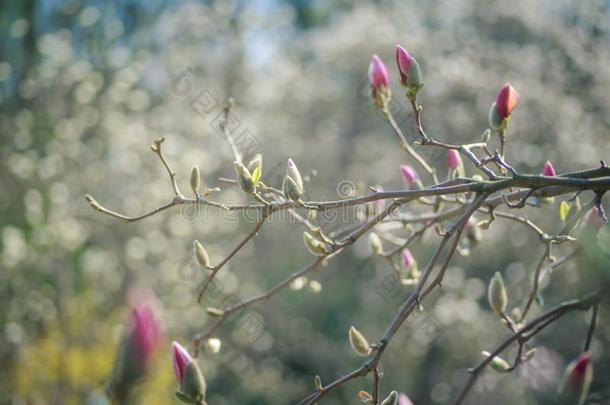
[1, 0, 610, 404]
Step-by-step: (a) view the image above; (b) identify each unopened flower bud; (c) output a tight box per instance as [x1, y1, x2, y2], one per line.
[233, 161, 255, 194]
[557, 351, 593, 405]
[290, 276, 308, 291]
[488, 272, 508, 315]
[400, 164, 419, 189]
[542, 160, 556, 176]
[308, 280, 322, 294]
[193, 240, 211, 269]
[348, 326, 372, 357]
[369, 232, 384, 255]
[205, 307, 225, 317]
[283, 175, 303, 202]
[369, 54, 391, 108]
[381, 390, 399, 405]
[402, 248, 416, 268]
[482, 351, 511, 373]
[172, 341, 193, 384]
[283, 158, 304, 201]
[314, 375, 323, 390]
[172, 342, 207, 404]
[190, 165, 201, 195]
[395, 45, 423, 95]
[447, 149, 463, 173]
[303, 232, 327, 256]
[489, 83, 519, 129]
[206, 338, 221, 354]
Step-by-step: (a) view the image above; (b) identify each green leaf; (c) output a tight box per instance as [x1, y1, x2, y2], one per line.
[251, 166, 262, 185]
[559, 200, 570, 222]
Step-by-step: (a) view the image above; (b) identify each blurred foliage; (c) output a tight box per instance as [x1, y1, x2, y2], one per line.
[1, 0, 610, 404]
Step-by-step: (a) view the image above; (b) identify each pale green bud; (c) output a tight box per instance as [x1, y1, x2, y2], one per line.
[488, 272, 508, 315]
[205, 307, 225, 317]
[193, 240, 211, 269]
[191, 165, 201, 196]
[314, 375, 322, 390]
[283, 175, 303, 202]
[286, 158, 304, 192]
[482, 351, 511, 373]
[233, 161, 255, 194]
[348, 326, 371, 357]
[303, 232, 327, 256]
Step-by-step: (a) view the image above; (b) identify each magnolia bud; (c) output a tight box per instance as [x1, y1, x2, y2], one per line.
[233, 161, 255, 194]
[400, 164, 419, 189]
[348, 326, 372, 357]
[190, 165, 201, 195]
[447, 149, 462, 171]
[368, 232, 384, 255]
[369, 54, 391, 108]
[557, 351, 593, 405]
[402, 248, 416, 268]
[542, 160, 556, 176]
[488, 272, 508, 315]
[193, 240, 211, 269]
[381, 390, 399, 405]
[489, 83, 519, 129]
[303, 232, 327, 256]
[205, 307, 225, 317]
[179, 362, 207, 403]
[286, 158, 304, 191]
[481, 351, 511, 373]
[314, 375, 323, 390]
[395, 45, 423, 94]
[308, 280, 322, 294]
[283, 175, 303, 202]
[205, 338, 221, 354]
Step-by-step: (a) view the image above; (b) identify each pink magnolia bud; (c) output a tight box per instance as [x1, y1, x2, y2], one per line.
[130, 303, 164, 368]
[400, 164, 419, 187]
[447, 149, 462, 170]
[398, 393, 415, 405]
[495, 83, 519, 120]
[542, 160, 556, 176]
[395, 45, 412, 85]
[558, 351, 593, 405]
[369, 55, 390, 107]
[395, 45, 423, 92]
[172, 341, 194, 384]
[402, 248, 415, 268]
